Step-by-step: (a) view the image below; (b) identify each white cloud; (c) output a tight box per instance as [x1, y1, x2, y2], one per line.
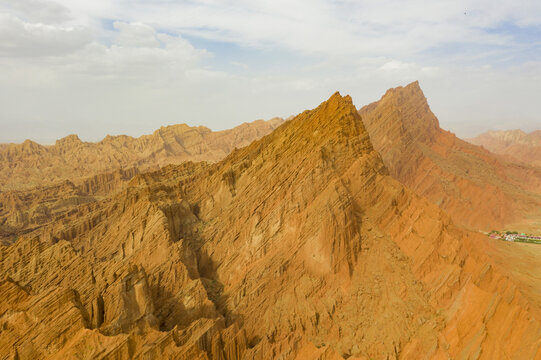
[0, 13, 91, 57]
[0, 0, 539, 143]
[0, 0, 71, 23]
[113, 21, 159, 48]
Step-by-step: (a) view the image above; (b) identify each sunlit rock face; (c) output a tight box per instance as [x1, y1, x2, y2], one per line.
[360, 81, 541, 231]
[0, 89, 540, 359]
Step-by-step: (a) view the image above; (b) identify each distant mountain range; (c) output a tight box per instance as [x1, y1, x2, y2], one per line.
[468, 129, 541, 167]
[0, 118, 285, 191]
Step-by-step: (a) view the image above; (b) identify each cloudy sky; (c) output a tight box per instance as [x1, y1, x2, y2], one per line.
[0, 0, 540, 143]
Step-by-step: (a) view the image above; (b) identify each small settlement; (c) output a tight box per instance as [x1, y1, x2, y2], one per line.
[489, 231, 541, 244]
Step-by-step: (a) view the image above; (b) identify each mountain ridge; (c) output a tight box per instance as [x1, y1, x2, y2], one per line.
[468, 129, 541, 167]
[1, 90, 540, 359]
[359, 81, 541, 231]
[0, 118, 286, 191]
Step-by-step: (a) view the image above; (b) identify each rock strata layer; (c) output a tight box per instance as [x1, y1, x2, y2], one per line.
[359, 81, 541, 230]
[1, 92, 540, 359]
[0, 118, 285, 191]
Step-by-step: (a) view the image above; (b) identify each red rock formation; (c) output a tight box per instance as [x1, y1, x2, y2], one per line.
[468, 129, 541, 167]
[359, 81, 541, 231]
[1, 92, 540, 359]
[0, 118, 285, 191]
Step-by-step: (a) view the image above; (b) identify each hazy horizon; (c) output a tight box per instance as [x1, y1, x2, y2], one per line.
[0, 84, 539, 146]
[1, 0, 540, 144]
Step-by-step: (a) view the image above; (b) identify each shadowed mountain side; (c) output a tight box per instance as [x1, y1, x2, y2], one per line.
[1, 92, 540, 359]
[0, 118, 285, 191]
[359, 81, 541, 231]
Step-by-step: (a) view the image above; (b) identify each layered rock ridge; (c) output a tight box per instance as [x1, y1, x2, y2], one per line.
[0, 118, 285, 191]
[0, 92, 540, 359]
[359, 81, 541, 230]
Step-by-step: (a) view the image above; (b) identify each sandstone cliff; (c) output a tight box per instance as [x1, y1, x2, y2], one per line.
[0, 118, 285, 191]
[468, 129, 541, 167]
[359, 81, 541, 231]
[1, 92, 540, 359]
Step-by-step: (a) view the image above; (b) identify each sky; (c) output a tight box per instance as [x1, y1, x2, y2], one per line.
[0, 0, 540, 144]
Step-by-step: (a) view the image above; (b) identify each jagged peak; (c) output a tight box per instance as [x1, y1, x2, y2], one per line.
[381, 80, 424, 101]
[22, 139, 40, 147]
[161, 123, 211, 132]
[17, 139, 44, 152]
[360, 81, 440, 143]
[223, 91, 375, 172]
[308, 92, 361, 130]
[326, 91, 353, 107]
[405, 80, 421, 91]
[56, 134, 82, 146]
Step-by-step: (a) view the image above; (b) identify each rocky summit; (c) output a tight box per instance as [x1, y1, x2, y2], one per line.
[1, 89, 541, 359]
[359, 81, 541, 231]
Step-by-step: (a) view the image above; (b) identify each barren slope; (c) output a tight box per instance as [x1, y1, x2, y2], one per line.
[468, 130, 541, 167]
[359, 81, 541, 231]
[1, 93, 540, 359]
[0, 118, 284, 191]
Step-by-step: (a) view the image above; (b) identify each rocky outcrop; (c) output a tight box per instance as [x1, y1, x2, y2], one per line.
[0, 118, 284, 244]
[468, 129, 541, 167]
[0, 118, 285, 191]
[359, 81, 541, 231]
[1, 90, 541, 359]
[0, 168, 141, 245]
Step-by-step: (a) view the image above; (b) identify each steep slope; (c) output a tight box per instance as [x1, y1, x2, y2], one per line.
[468, 130, 541, 167]
[1, 92, 541, 359]
[0, 118, 285, 191]
[359, 81, 541, 231]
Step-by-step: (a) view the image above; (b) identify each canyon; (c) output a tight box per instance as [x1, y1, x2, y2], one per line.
[0, 85, 540, 359]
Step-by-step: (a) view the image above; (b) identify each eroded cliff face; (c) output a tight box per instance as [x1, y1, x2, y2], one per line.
[468, 130, 541, 167]
[0, 118, 285, 191]
[359, 81, 541, 231]
[0, 168, 140, 245]
[1, 92, 540, 359]
[0, 119, 284, 246]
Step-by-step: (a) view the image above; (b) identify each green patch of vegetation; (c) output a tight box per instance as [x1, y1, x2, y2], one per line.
[515, 238, 541, 245]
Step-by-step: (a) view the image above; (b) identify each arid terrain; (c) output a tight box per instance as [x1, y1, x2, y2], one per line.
[1, 84, 541, 359]
[0, 118, 285, 191]
[0, 119, 284, 245]
[360, 82, 541, 231]
[468, 130, 541, 167]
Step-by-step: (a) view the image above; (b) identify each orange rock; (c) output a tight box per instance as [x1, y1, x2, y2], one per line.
[359, 81, 541, 230]
[468, 129, 541, 167]
[0, 89, 540, 359]
[0, 118, 285, 191]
